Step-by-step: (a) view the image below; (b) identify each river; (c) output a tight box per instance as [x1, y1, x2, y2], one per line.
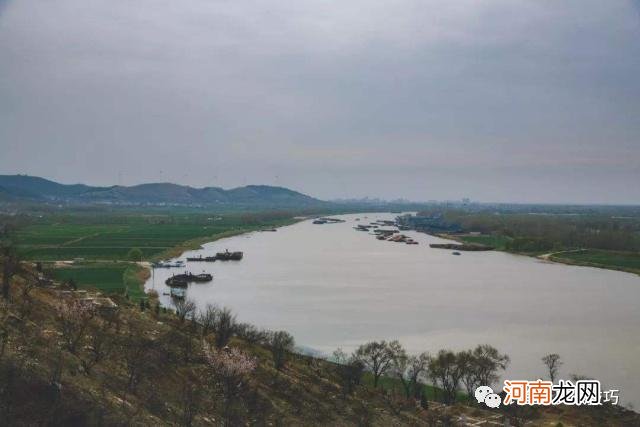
[145, 213, 640, 407]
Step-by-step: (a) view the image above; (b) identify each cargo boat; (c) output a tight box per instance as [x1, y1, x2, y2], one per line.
[165, 272, 213, 287]
[186, 255, 217, 262]
[216, 250, 243, 261]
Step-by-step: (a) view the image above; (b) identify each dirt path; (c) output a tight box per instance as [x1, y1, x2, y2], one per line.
[538, 248, 584, 261]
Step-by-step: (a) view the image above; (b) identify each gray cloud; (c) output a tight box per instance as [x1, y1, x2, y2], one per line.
[0, 0, 639, 203]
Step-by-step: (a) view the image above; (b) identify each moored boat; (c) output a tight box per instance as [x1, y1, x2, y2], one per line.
[152, 260, 185, 268]
[186, 255, 217, 262]
[170, 288, 186, 299]
[216, 250, 243, 261]
[165, 276, 188, 287]
[166, 272, 213, 286]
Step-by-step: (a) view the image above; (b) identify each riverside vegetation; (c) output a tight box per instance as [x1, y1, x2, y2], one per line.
[406, 205, 640, 274]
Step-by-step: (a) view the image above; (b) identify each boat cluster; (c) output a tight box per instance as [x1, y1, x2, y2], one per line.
[164, 271, 213, 300]
[384, 233, 418, 244]
[312, 217, 346, 225]
[354, 219, 418, 245]
[154, 250, 243, 300]
[186, 250, 243, 262]
[165, 272, 213, 288]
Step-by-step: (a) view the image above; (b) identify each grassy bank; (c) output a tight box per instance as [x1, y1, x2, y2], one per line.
[549, 249, 640, 275]
[440, 233, 640, 275]
[456, 234, 511, 250]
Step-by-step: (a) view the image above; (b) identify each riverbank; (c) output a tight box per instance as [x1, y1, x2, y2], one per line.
[544, 249, 640, 276]
[25, 212, 306, 302]
[437, 233, 640, 276]
[141, 217, 305, 299]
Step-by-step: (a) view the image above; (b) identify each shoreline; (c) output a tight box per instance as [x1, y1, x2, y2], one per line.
[140, 218, 306, 299]
[545, 253, 640, 276]
[434, 233, 640, 277]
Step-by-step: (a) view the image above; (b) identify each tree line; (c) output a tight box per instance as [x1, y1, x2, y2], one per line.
[415, 208, 640, 252]
[333, 340, 510, 406]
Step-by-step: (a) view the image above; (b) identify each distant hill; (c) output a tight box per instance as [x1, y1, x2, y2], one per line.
[0, 175, 324, 208]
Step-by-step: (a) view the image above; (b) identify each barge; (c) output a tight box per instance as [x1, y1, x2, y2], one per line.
[216, 250, 243, 261]
[186, 255, 217, 262]
[165, 272, 213, 287]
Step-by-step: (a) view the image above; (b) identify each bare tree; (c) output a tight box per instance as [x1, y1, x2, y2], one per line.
[234, 322, 268, 345]
[213, 306, 236, 349]
[472, 344, 510, 387]
[56, 300, 96, 354]
[406, 352, 430, 399]
[390, 346, 411, 397]
[458, 345, 510, 399]
[333, 348, 365, 396]
[268, 330, 294, 371]
[391, 352, 429, 399]
[175, 299, 196, 323]
[542, 353, 562, 383]
[198, 304, 218, 337]
[428, 350, 463, 405]
[355, 340, 403, 389]
[457, 350, 479, 398]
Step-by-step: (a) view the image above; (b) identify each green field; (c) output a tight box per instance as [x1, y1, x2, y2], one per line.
[458, 234, 512, 250]
[551, 249, 640, 273]
[51, 262, 147, 300]
[15, 211, 298, 300]
[16, 213, 295, 261]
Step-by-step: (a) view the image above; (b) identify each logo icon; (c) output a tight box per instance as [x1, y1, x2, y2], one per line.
[474, 385, 493, 404]
[475, 385, 501, 408]
[484, 393, 502, 408]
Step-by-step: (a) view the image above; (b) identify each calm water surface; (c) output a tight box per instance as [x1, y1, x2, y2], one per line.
[145, 213, 640, 407]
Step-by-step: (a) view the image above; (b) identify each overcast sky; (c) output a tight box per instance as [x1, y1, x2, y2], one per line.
[0, 0, 639, 203]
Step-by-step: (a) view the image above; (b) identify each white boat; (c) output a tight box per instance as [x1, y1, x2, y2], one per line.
[170, 288, 186, 299]
[152, 260, 185, 268]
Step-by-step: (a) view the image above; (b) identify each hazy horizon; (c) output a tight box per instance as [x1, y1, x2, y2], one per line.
[1, 0, 639, 204]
